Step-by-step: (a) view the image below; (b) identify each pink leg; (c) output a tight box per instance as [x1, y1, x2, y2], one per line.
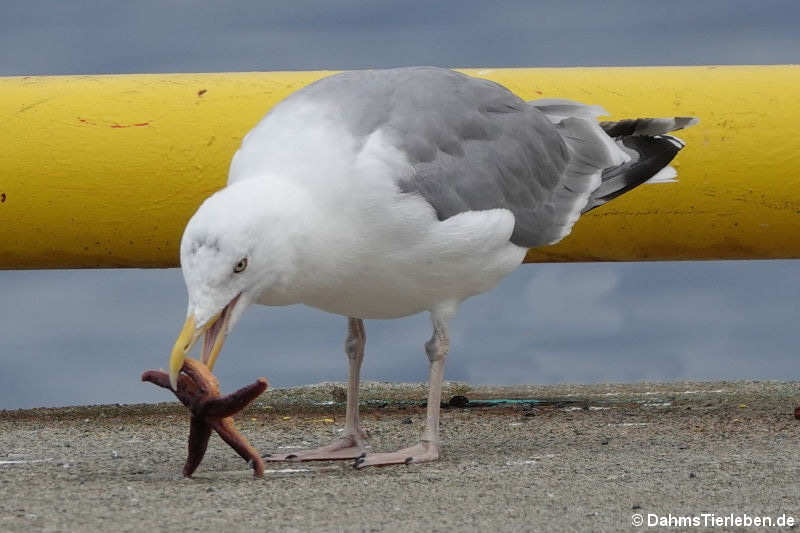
[355, 305, 454, 468]
[265, 318, 368, 462]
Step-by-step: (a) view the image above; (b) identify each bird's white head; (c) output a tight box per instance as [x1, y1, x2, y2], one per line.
[168, 179, 300, 389]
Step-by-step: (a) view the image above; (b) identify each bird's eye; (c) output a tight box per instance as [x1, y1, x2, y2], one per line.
[233, 257, 248, 273]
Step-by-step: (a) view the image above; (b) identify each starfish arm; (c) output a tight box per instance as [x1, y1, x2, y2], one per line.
[183, 416, 212, 477]
[141, 370, 204, 409]
[179, 358, 220, 395]
[203, 378, 268, 418]
[212, 417, 264, 477]
[141, 370, 172, 389]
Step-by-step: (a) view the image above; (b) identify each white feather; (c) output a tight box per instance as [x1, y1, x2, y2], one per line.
[645, 165, 678, 184]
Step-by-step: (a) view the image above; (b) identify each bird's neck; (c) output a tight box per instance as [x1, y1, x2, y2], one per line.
[243, 174, 369, 308]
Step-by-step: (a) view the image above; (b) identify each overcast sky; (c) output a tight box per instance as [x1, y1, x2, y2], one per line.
[2, 1, 798, 409]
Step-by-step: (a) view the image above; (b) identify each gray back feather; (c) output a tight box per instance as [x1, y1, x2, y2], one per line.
[292, 67, 573, 247]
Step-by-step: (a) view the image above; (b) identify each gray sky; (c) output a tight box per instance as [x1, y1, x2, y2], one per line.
[1, 1, 798, 409]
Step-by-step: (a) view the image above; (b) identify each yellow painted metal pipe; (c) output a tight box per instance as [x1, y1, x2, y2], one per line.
[1, 66, 798, 269]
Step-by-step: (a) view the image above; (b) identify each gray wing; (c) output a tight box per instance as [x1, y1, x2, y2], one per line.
[293, 67, 604, 248]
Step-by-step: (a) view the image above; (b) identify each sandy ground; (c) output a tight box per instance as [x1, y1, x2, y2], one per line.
[1, 380, 799, 532]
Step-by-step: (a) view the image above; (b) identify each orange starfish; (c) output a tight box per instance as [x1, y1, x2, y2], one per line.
[142, 358, 268, 477]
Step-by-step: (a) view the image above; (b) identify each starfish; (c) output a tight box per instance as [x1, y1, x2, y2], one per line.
[142, 358, 268, 477]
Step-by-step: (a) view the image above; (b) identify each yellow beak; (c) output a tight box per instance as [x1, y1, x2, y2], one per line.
[168, 300, 234, 389]
[169, 314, 200, 390]
[202, 315, 229, 372]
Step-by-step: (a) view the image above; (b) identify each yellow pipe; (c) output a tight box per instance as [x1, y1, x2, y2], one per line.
[0, 66, 798, 269]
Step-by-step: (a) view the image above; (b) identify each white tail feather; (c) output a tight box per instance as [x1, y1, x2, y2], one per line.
[645, 165, 678, 184]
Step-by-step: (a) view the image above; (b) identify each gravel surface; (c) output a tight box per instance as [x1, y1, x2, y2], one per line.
[1, 380, 799, 532]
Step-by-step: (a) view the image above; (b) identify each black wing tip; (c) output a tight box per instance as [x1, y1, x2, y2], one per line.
[600, 116, 699, 138]
[583, 135, 685, 212]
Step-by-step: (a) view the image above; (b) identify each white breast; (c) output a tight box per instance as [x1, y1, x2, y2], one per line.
[285, 192, 526, 319]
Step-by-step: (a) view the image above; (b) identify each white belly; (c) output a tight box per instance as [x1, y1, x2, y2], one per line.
[282, 207, 527, 319]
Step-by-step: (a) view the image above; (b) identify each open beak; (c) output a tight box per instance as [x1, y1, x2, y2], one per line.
[168, 294, 241, 390]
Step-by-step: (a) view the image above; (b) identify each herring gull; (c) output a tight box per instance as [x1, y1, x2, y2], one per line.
[167, 67, 697, 468]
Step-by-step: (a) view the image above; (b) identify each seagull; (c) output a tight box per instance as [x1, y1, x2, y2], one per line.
[168, 67, 697, 468]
